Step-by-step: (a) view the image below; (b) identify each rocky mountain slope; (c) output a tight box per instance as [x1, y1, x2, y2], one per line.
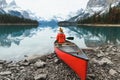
[69, 0, 120, 22]
[0, 0, 37, 20]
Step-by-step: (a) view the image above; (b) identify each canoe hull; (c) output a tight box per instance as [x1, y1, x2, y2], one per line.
[54, 43, 88, 80]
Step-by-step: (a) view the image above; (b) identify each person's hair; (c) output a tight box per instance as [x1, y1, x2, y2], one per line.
[59, 27, 63, 33]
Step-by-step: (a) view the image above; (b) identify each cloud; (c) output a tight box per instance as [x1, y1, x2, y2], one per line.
[7, 0, 89, 20]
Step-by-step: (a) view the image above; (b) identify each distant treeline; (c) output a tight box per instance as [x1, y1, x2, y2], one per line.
[78, 3, 120, 24]
[58, 21, 77, 26]
[0, 14, 38, 25]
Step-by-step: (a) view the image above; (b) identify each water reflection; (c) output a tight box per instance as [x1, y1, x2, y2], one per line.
[0, 25, 37, 47]
[0, 25, 120, 60]
[0, 25, 59, 60]
[65, 26, 120, 47]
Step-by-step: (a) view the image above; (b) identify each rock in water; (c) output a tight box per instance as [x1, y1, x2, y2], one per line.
[0, 60, 5, 64]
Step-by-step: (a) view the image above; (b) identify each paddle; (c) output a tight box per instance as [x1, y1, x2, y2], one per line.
[66, 37, 74, 40]
[51, 37, 74, 40]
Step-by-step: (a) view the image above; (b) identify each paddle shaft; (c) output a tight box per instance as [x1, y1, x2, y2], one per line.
[51, 37, 74, 40]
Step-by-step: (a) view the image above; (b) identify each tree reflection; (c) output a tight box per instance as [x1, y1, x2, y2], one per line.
[65, 26, 120, 47]
[0, 25, 37, 47]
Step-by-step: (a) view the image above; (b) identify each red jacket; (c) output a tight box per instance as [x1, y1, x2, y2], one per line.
[56, 33, 66, 43]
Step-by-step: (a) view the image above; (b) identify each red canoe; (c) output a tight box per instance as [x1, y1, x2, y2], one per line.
[54, 40, 89, 80]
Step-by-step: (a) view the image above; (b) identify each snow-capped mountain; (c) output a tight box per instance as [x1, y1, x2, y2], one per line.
[8, 0, 17, 8]
[0, 9, 5, 14]
[69, 0, 120, 22]
[38, 11, 80, 22]
[87, 0, 119, 13]
[0, 0, 38, 20]
[0, 0, 7, 8]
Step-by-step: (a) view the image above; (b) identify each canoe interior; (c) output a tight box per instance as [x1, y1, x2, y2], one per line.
[55, 40, 89, 61]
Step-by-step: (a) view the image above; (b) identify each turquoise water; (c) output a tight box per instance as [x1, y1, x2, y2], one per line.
[0, 25, 120, 60]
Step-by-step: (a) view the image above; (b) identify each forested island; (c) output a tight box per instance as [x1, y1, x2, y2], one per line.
[0, 14, 38, 25]
[78, 4, 120, 25]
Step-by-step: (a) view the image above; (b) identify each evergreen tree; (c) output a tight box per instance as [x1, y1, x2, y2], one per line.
[78, 5, 120, 24]
[0, 14, 38, 25]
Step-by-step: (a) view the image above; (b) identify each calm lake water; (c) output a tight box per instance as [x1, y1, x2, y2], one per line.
[0, 25, 120, 60]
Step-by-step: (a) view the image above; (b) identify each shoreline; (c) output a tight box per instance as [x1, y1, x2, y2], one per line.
[0, 44, 120, 79]
[77, 24, 120, 27]
[0, 23, 39, 26]
[0, 53, 79, 80]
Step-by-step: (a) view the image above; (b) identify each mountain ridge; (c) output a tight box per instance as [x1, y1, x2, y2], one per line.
[69, 0, 120, 22]
[0, 0, 38, 20]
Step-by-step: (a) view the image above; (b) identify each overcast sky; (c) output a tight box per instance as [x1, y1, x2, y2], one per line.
[6, 0, 89, 19]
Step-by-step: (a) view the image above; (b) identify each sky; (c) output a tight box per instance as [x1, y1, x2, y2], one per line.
[6, 0, 89, 20]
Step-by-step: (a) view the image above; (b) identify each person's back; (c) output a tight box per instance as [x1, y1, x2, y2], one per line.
[56, 33, 66, 43]
[56, 27, 66, 44]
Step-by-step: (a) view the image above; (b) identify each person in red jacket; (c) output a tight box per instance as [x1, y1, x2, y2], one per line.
[56, 27, 66, 45]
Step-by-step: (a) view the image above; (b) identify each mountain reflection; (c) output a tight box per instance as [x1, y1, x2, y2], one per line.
[0, 25, 37, 47]
[1, 25, 120, 48]
[65, 26, 120, 47]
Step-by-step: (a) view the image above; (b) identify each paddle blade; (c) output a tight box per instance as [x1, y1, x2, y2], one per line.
[66, 37, 74, 40]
